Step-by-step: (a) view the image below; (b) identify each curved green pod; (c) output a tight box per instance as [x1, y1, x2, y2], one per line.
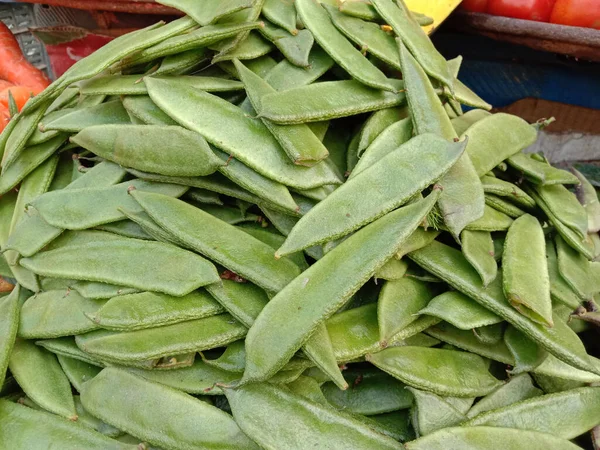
[80, 367, 258, 449]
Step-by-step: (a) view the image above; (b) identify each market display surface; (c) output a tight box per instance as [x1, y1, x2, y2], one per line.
[0, 0, 599, 448]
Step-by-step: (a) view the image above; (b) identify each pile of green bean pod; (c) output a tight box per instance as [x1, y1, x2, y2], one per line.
[0, 0, 599, 448]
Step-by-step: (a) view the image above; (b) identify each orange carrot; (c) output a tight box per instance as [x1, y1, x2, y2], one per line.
[0, 86, 36, 112]
[0, 105, 11, 133]
[0, 80, 14, 91]
[0, 22, 50, 93]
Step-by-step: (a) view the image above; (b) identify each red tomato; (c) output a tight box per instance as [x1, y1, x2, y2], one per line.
[550, 0, 600, 28]
[487, 0, 556, 22]
[461, 0, 489, 13]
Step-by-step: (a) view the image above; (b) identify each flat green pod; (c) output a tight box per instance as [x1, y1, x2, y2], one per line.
[259, 79, 406, 124]
[533, 353, 600, 383]
[426, 322, 514, 364]
[213, 148, 298, 214]
[203, 340, 246, 373]
[0, 135, 67, 196]
[2, 101, 51, 172]
[399, 39, 483, 239]
[234, 59, 329, 166]
[95, 219, 152, 240]
[73, 395, 123, 438]
[41, 100, 130, 133]
[0, 286, 26, 387]
[199, 204, 261, 225]
[507, 152, 579, 185]
[22, 18, 197, 116]
[243, 193, 440, 383]
[556, 235, 600, 299]
[258, 22, 314, 68]
[461, 113, 537, 177]
[504, 325, 548, 374]
[224, 382, 405, 450]
[546, 240, 581, 308]
[503, 214, 553, 326]
[122, 96, 177, 125]
[357, 107, 406, 157]
[130, 191, 301, 293]
[263, 0, 297, 33]
[212, 31, 273, 63]
[321, 368, 413, 415]
[276, 135, 464, 256]
[237, 224, 309, 270]
[451, 109, 491, 136]
[464, 386, 600, 440]
[81, 367, 258, 449]
[481, 175, 536, 209]
[339, 0, 381, 21]
[57, 355, 102, 392]
[19, 290, 102, 338]
[21, 237, 219, 297]
[327, 303, 380, 361]
[36, 337, 106, 367]
[473, 323, 504, 345]
[378, 277, 435, 345]
[461, 230, 497, 286]
[296, 0, 396, 92]
[154, 48, 208, 77]
[396, 228, 440, 260]
[0, 399, 136, 450]
[75, 314, 247, 363]
[325, 4, 401, 70]
[126, 359, 239, 395]
[206, 280, 269, 328]
[371, 0, 452, 88]
[71, 281, 140, 300]
[467, 373, 542, 418]
[409, 387, 466, 436]
[531, 189, 597, 260]
[81, 75, 244, 96]
[367, 346, 502, 397]
[405, 426, 581, 450]
[9, 339, 76, 419]
[72, 125, 224, 177]
[30, 179, 188, 230]
[573, 167, 600, 232]
[419, 291, 502, 330]
[351, 118, 414, 178]
[264, 46, 335, 90]
[89, 290, 224, 331]
[535, 184, 588, 240]
[485, 194, 526, 218]
[145, 77, 342, 190]
[130, 22, 262, 67]
[409, 240, 598, 375]
[375, 258, 409, 281]
[463, 204, 513, 231]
